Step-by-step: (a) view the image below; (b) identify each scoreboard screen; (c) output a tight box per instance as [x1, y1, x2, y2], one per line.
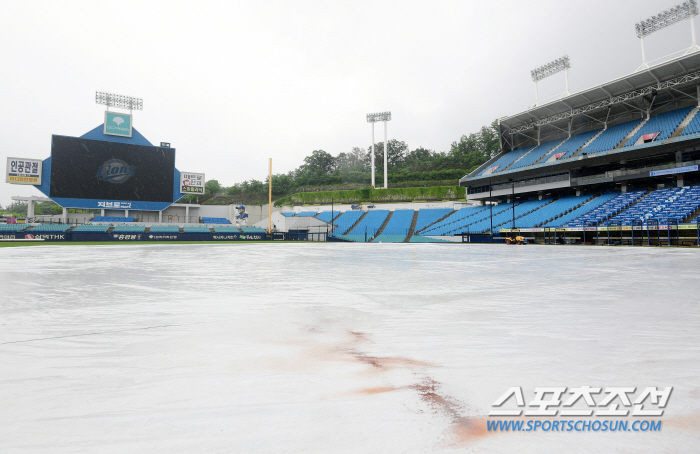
[50, 136, 175, 203]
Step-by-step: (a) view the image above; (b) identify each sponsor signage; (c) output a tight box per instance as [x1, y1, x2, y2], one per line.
[6, 157, 42, 185]
[180, 172, 205, 194]
[113, 234, 143, 241]
[104, 111, 133, 137]
[641, 132, 660, 143]
[146, 234, 178, 240]
[554, 152, 566, 160]
[23, 233, 66, 240]
[650, 165, 698, 177]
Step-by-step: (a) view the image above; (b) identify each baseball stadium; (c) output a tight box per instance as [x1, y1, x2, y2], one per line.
[5, 54, 700, 245]
[2, 2, 700, 454]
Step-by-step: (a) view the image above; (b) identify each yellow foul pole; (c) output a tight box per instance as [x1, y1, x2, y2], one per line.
[268, 158, 272, 234]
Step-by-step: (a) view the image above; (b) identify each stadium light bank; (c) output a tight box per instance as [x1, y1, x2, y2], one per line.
[95, 91, 143, 112]
[366, 111, 391, 189]
[636, 0, 700, 70]
[530, 56, 570, 107]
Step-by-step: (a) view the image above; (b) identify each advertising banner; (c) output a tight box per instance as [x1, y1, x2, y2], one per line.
[641, 132, 660, 143]
[6, 157, 42, 185]
[104, 111, 133, 137]
[180, 172, 205, 194]
[650, 165, 698, 177]
[7, 232, 270, 242]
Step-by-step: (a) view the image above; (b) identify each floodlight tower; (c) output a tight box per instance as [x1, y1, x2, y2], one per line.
[95, 91, 143, 112]
[366, 111, 392, 188]
[530, 56, 571, 107]
[635, 0, 700, 70]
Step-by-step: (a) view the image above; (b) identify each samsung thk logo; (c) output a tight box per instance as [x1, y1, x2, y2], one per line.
[96, 159, 135, 183]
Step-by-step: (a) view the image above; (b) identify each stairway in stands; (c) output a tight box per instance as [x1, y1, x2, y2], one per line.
[403, 210, 420, 243]
[535, 197, 591, 227]
[683, 205, 700, 223]
[373, 211, 394, 237]
[572, 129, 605, 157]
[343, 211, 368, 235]
[597, 190, 651, 225]
[533, 139, 567, 166]
[614, 117, 649, 149]
[491, 200, 554, 230]
[671, 106, 700, 138]
[415, 209, 457, 235]
[502, 147, 535, 171]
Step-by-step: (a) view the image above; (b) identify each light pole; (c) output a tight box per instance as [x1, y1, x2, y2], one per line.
[530, 56, 570, 106]
[366, 112, 391, 189]
[635, 0, 700, 70]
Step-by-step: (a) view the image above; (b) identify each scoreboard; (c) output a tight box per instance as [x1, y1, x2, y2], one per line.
[48, 135, 177, 209]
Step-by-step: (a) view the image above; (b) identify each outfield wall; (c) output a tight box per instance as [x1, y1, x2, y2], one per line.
[1, 232, 274, 242]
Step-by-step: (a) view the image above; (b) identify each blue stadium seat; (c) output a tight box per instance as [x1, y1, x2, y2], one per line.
[509, 138, 565, 170]
[149, 225, 180, 233]
[607, 186, 700, 225]
[379, 209, 415, 237]
[183, 226, 212, 233]
[625, 107, 691, 146]
[580, 119, 642, 156]
[112, 225, 146, 233]
[27, 224, 72, 232]
[316, 211, 341, 223]
[413, 208, 454, 232]
[0, 224, 27, 232]
[72, 224, 111, 233]
[332, 211, 365, 235]
[517, 196, 594, 227]
[347, 210, 390, 238]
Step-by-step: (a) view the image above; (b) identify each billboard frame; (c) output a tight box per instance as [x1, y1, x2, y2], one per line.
[6, 157, 43, 185]
[103, 111, 133, 138]
[180, 171, 205, 194]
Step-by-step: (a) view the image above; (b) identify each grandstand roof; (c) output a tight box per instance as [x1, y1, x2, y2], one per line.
[500, 52, 700, 148]
[80, 124, 153, 146]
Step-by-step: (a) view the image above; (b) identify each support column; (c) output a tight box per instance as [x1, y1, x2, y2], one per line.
[185, 205, 189, 223]
[159, 211, 163, 223]
[621, 182, 628, 193]
[62, 207, 68, 224]
[101, 209, 105, 216]
[125, 209, 129, 218]
[538, 191, 543, 201]
[677, 175, 684, 188]
[383, 120, 388, 189]
[576, 187, 581, 197]
[27, 200, 35, 219]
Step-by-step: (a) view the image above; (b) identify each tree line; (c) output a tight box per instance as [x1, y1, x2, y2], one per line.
[185, 120, 498, 203]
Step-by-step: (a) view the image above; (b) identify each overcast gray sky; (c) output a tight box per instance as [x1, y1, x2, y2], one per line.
[0, 0, 694, 206]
